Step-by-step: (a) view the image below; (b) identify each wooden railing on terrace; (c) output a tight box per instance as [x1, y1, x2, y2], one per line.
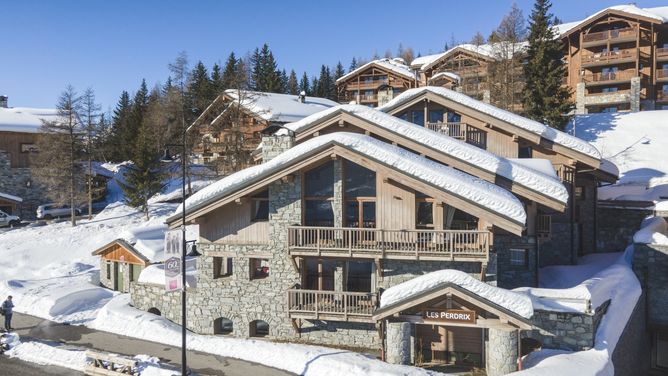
[346, 79, 389, 89]
[658, 69, 668, 80]
[426, 122, 468, 140]
[581, 49, 635, 65]
[582, 28, 636, 44]
[657, 47, 668, 60]
[287, 288, 378, 322]
[287, 226, 490, 261]
[583, 70, 635, 83]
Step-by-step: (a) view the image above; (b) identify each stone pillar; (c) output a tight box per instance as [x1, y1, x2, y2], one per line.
[386, 322, 411, 365]
[334, 262, 345, 292]
[487, 328, 519, 376]
[269, 174, 301, 248]
[575, 83, 586, 114]
[262, 134, 294, 162]
[333, 159, 344, 228]
[482, 90, 491, 104]
[630, 77, 641, 112]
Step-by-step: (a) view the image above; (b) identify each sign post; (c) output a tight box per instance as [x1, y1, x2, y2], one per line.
[423, 309, 476, 324]
[164, 229, 183, 292]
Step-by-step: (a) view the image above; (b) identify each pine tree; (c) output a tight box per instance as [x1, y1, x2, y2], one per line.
[279, 69, 289, 94]
[33, 85, 86, 226]
[109, 91, 132, 162]
[263, 48, 282, 93]
[81, 88, 101, 219]
[124, 80, 149, 160]
[334, 62, 345, 81]
[523, 0, 572, 129]
[349, 58, 358, 72]
[299, 72, 310, 95]
[188, 61, 214, 118]
[211, 63, 223, 95]
[250, 47, 262, 91]
[287, 70, 299, 95]
[221, 52, 239, 90]
[310, 76, 319, 97]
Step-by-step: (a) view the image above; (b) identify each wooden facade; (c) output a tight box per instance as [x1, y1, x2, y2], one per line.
[561, 8, 668, 112]
[92, 240, 149, 293]
[0, 131, 38, 168]
[336, 59, 418, 107]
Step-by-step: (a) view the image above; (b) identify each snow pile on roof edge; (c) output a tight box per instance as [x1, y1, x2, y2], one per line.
[633, 216, 668, 245]
[380, 269, 534, 318]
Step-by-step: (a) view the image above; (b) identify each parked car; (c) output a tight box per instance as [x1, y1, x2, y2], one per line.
[0, 210, 21, 228]
[36, 204, 81, 220]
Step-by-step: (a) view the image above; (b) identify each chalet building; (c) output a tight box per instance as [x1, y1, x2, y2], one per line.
[0, 99, 62, 218]
[556, 5, 668, 113]
[335, 58, 418, 107]
[191, 90, 337, 174]
[130, 93, 616, 373]
[378, 86, 618, 266]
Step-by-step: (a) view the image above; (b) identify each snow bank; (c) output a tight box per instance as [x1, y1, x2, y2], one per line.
[570, 110, 668, 186]
[380, 269, 534, 318]
[381, 87, 602, 160]
[283, 104, 568, 205]
[174, 132, 526, 225]
[91, 295, 438, 376]
[137, 257, 198, 287]
[633, 216, 668, 245]
[511, 247, 642, 376]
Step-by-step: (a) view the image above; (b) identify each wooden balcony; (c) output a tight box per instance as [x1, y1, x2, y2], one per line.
[581, 49, 636, 67]
[656, 47, 668, 61]
[455, 65, 487, 78]
[358, 94, 378, 103]
[658, 69, 668, 81]
[346, 79, 389, 90]
[287, 226, 490, 262]
[426, 122, 468, 140]
[583, 70, 635, 86]
[287, 288, 378, 322]
[582, 28, 637, 47]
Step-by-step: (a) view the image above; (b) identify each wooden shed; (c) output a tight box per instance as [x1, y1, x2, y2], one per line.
[92, 239, 151, 293]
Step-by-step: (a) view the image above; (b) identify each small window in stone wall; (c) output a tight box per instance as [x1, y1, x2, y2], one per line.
[106, 261, 111, 280]
[250, 258, 269, 280]
[509, 248, 528, 267]
[213, 257, 233, 279]
[249, 320, 269, 337]
[214, 317, 233, 335]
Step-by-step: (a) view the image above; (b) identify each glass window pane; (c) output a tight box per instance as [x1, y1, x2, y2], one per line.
[411, 111, 424, 126]
[346, 261, 372, 292]
[362, 202, 376, 228]
[344, 161, 376, 197]
[304, 161, 334, 197]
[416, 202, 433, 228]
[305, 200, 334, 226]
[447, 112, 461, 123]
[429, 110, 444, 124]
[345, 201, 359, 227]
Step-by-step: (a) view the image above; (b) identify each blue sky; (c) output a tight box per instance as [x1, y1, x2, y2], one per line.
[1, 0, 666, 111]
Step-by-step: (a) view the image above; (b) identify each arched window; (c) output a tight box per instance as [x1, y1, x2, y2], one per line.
[249, 320, 269, 337]
[213, 317, 233, 335]
[147, 307, 161, 316]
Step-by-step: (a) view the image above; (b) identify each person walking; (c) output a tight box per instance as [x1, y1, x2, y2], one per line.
[2, 296, 14, 331]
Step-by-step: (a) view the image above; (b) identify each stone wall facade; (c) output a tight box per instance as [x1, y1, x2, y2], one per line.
[525, 302, 608, 351]
[633, 243, 668, 329]
[0, 151, 45, 219]
[611, 291, 651, 376]
[494, 234, 537, 289]
[597, 206, 652, 253]
[99, 258, 141, 293]
[486, 329, 518, 376]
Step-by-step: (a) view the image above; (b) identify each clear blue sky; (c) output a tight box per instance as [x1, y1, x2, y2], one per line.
[1, 0, 666, 111]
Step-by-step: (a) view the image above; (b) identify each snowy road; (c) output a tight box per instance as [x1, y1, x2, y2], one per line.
[12, 313, 293, 376]
[2, 356, 84, 375]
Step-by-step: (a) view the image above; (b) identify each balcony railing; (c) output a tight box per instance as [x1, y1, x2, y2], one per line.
[582, 28, 636, 44]
[357, 94, 378, 102]
[287, 226, 490, 261]
[581, 49, 635, 66]
[583, 70, 635, 84]
[426, 122, 468, 140]
[347, 78, 389, 89]
[658, 91, 668, 101]
[287, 288, 378, 322]
[658, 47, 668, 60]
[658, 69, 668, 80]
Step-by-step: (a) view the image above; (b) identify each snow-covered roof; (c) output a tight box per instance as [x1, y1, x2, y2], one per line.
[508, 158, 558, 179]
[569, 110, 668, 184]
[380, 86, 602, 161]
[224, 90, 338, 124]
[0, 192, 22, 203]
[379, 269, 534, 319]
[93, 224, 198, 263]
[171, 132, 526, 227]
[0, 107, 62, 133]
[283, 104, 568, 206]
[555, 5, 668, 37]
[428, 71, 461, 84]
[411, 42, 528, 71]
[336, 58, 415, 84]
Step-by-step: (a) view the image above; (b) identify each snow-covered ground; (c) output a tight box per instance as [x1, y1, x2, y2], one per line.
[570, 110, 668, 207]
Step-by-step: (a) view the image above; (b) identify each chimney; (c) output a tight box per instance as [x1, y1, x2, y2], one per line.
[0, 96, 7, 108]
[298, 91, 306, 103]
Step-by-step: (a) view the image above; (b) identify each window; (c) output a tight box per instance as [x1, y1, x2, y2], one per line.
[518, 145, 532, 159]
[214, 317, 233, 335]
[106, 261, 111, 279]
[411, 111, 424, 126]
[345, 261, 373, 292]
[250, 258, 269, 280]
[416, 201, 434, 229]
[447, 112, 461, 123]
[20, 143, 38, 153]
[251, 190, 269, 222]
[344, 161, 376, 228]
[601, 106, 618, 113]
[304, 162, 334, 226]
[662, 84, 668, 93]
[305, 259, 336, 291]
[213, 257, 233, 279]
[249, 320, 269, 337]
[509, 249, 527, 267]
[601, 87, 618, 93]
[428, 110, 444, 124]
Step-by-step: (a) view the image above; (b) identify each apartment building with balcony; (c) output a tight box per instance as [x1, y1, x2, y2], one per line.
[129, 90, 615, 373]
[335, 58, 418, 107]
[558, 5, 668, 113]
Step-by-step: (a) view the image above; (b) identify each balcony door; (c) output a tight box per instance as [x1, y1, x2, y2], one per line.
[344, 160, 376, 228]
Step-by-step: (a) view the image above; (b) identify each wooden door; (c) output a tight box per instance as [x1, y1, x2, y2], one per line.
[116, 263, 124, 292]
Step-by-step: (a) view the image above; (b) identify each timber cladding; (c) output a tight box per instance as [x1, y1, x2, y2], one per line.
[0, 131, 38, 168]
[98, 242, 148, 266]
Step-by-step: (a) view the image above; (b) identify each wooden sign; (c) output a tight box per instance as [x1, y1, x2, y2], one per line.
[423, 309, 476, 324]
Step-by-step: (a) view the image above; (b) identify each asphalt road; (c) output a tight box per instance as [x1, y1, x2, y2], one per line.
[2, 356, 84, 375]
[9, 313, 294, 376]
